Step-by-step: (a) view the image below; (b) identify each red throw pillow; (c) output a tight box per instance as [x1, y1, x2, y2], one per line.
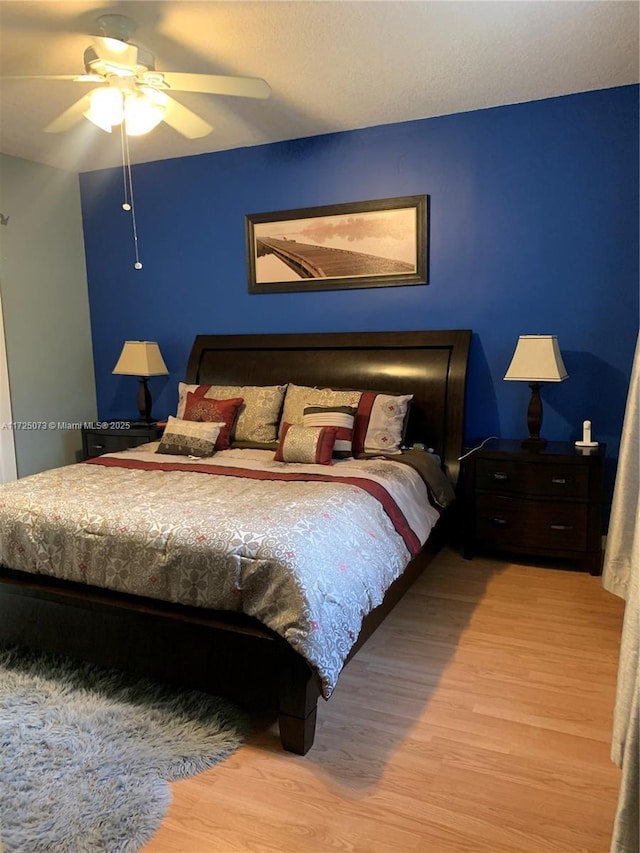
[183, 393, 243, 451]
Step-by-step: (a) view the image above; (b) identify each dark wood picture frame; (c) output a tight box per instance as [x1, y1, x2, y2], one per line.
[245, 195, 429, 294]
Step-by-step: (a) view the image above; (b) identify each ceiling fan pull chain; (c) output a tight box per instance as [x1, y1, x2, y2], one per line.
[120, 120, 130, 212]
[122, 120, 143, 270]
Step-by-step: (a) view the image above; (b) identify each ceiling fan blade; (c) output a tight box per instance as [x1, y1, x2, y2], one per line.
[156, 72, 271, 100]
[161, 94, 213, 139]
[92, 36, 139, 69]
[1, 75, 103, 83]
[45, 94, 93, 133]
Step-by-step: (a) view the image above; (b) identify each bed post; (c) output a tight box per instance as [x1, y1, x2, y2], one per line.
[277, 650, 321, 754]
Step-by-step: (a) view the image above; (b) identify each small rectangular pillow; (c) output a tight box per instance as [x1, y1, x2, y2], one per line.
[353, 392, 413, 455]
[183, 392, 244, 451]
[156, 416, 224, 458]
[302, 405, 357, 457]
[176, 383, 286, 445]
[275, 422, 337, 465]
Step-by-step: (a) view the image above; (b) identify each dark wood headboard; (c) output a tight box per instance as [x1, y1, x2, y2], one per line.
[186, 330, 471, 483]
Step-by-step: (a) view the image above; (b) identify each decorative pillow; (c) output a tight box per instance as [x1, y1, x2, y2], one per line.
[302, 405, 357, 457]
[353, 392, 413, 455]
[176, 383, 286, 444]
[280, 384, 362, 439]
[275, 422, 337, 465]
[183, 392, 244, 451]
[156, 416, 224, 458]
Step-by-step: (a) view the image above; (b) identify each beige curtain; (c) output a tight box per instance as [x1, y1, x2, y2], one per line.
[602, 332, 639, 853]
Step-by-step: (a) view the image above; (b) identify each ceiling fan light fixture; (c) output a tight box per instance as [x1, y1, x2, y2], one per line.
[123, 90, 166, 136]
[84, 86, 124, 132]
[83, 86, 166, 136]
[100, 37, 131, 56]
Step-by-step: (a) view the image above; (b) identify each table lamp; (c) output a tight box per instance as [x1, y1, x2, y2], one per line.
[504, 335, 568, 450]
[112, 341, 168, 422]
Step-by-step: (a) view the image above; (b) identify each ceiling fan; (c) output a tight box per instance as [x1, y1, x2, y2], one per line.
[3, 13, 271, 139]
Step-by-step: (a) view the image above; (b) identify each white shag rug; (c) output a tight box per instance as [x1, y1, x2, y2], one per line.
[0, 645, 247, 852]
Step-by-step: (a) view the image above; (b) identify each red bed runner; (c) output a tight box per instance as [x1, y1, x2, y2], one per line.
[86, 455, 421, 556]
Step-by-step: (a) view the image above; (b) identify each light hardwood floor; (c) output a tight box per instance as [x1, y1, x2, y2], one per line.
[144, 548, 624, 853]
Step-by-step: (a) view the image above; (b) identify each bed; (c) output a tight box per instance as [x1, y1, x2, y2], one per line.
[0, 329, 470, 754]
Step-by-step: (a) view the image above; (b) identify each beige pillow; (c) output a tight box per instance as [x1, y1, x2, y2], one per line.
[176, 383, 286, 444]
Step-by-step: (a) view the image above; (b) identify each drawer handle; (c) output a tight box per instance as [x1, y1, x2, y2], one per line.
[550, 524, 573, 531]
[490, 517, 508, 526]
[90, 444, 105, 450]
[551, 478, 567, 485]
[491, 472, 509, 481]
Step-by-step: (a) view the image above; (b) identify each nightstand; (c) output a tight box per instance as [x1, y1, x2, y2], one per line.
[462, 439, 605, 574]
[81, 421, 164, 460]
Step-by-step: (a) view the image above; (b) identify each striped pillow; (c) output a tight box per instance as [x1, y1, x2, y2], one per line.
[280, 384, 362, 438]
[302, 405, 357, 457]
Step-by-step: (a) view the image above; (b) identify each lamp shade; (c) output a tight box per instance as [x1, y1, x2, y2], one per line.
[112, 341, 168, 377]
[504, 335, 568, 383]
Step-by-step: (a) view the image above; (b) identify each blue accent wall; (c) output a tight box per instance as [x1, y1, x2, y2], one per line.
[80, 85, 639, 509]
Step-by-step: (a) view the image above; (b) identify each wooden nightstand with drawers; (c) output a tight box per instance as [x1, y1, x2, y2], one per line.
[462, 439, 606, 575]
[81, 421, 164, 460]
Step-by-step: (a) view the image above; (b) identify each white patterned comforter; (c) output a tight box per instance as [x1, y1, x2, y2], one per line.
[0, 446, 441, 696]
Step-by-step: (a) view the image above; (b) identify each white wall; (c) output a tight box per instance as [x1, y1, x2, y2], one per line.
[0, 153, 97, 476]
[0, 288, 17, 483]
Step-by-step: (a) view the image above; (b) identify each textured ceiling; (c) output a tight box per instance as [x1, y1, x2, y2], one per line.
[0, 1, 638, 173]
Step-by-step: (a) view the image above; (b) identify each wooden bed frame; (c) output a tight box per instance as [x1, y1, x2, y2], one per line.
[0, 329, 471, 754]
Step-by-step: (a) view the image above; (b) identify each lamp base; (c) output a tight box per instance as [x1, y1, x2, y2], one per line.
[521, 436, 547, 452]
[521, 382, 546, 452]
[137, 377, 152, 422]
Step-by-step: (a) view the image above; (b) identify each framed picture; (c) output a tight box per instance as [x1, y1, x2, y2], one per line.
[245, 195, 429, 294]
